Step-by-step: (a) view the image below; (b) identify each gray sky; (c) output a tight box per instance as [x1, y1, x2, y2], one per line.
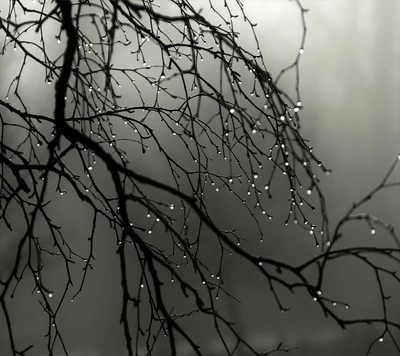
[0, 1, 399, 355]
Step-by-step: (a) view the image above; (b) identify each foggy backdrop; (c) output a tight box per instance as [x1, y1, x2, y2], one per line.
[0, 1, 399, 355]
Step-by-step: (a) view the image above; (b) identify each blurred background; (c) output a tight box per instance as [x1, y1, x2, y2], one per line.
[0, 0, 399, 355]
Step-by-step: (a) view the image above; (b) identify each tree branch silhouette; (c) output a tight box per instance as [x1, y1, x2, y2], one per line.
[0, 1, 399, 355]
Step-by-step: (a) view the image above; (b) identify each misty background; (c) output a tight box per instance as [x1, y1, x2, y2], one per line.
[0, 1, 399, 355]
